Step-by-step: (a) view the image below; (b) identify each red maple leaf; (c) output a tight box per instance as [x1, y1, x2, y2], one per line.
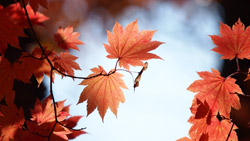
[188, 99, 212, 140]
[210, 18, 250, 60]
[0, 104, 25, 140]
[104, 20, 163, 70]
[54, 26, 84, 51]
[0, 6, 25, 56]
[53, 52, 81, 77]
[187, 68, 243, 118]
[0, 3, 48, 56]
[20, 120, 71, 141]
[78, 66, 128, 120]
[5, 3, 49, 28]
[0, 58, 31, 102]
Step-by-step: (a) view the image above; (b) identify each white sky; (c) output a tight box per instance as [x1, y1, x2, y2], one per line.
[51, 1, 224, 140]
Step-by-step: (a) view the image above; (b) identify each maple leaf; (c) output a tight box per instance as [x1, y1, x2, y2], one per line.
[104, 20, 163, 70]
[0, 58, 31, 102]
[18, 47, 56, 87]
[210, 18, 250, 60]
[0, 104, 25, 140]
[5, 3, 49, 28]
[188, 99, 212, 140]
[0, 6, 25, 56]
[22, 0, 48, 13]
[54, 26, 84, 51]
[206, 117, 238, 141]
[187, 68, 243, 118]
[30, 95, 70, 125]
[20, 120, 71, 141]
[18, 95, 85, 140]
[53, 52, 81, 77]
[78, 66, 128, 120]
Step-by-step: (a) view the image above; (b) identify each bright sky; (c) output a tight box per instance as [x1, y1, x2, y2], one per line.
[52, 1, 224, 140]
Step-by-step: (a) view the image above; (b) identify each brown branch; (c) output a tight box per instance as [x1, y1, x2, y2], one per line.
[21, 0, 117, 140]
[48, 68, 56, 140]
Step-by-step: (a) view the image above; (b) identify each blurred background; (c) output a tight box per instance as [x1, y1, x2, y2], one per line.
[2, 0, 250, 140]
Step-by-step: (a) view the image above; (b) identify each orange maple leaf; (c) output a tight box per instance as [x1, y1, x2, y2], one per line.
[16, 95, 85, 140]
[210, 18, 250, 60]
[54, 26, 84, 51]
[206, 117, 238, 141]
[78, 66, 128, 120]
[187, 68, 243, 118]
[30, 95, 70, 125]
[18, 47, 56, 87]
[0, 104, 25, 140]
[187, 98, 238, 140]
[104, 20, 163, 70]
[53, 52, 81, 77]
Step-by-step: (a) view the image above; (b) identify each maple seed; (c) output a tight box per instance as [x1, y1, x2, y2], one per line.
[134, 62, 148, 90]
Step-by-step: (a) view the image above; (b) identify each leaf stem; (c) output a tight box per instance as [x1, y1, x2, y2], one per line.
[236, 57, 240, 72]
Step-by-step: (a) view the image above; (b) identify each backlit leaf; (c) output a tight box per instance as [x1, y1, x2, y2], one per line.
[78, 66, 128, 120]
[54, 26, 84, 51]
[187, 68, 243, 118]
[0, 104, 25, 140]
[210, 18, 250, 60]
[104, 20, 163, 70]
[53, 52, 81, 77]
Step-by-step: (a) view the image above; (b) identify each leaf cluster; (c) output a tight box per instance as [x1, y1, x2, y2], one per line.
[0, 0, 163, 140]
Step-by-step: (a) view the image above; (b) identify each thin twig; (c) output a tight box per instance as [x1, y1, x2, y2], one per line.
[226, 71, 239, 78]
[48, 68, 57, 140]
[54, 68, 104, 79]
[58, 122, 87, 131]
[21, 0, 116, 139]
[21, 0, 53, 67]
